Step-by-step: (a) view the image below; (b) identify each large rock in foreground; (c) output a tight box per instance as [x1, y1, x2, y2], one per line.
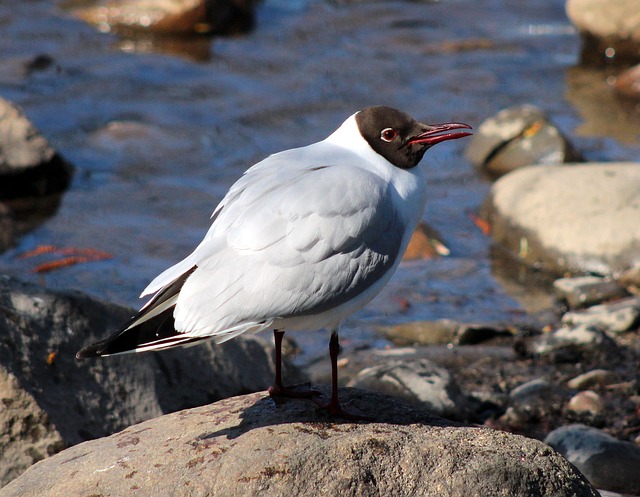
[484, 163, 640, 275]
[0, 389, 599, 497]
[0, 276, 295, 486]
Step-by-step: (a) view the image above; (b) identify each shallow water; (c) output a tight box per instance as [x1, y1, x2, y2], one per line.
[1, 0, 639, 363]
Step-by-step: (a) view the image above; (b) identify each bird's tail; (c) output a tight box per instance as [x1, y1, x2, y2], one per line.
[76, 266, 204, 359]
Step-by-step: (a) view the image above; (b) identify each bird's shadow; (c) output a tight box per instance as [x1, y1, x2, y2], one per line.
[195, 386, 463, 443]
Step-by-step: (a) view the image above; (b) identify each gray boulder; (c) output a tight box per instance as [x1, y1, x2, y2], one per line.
[546, 423, 640, 495]
[483, 163, 640, 275]
[0, 389, 599, 497]
[0, 275, 298, 486]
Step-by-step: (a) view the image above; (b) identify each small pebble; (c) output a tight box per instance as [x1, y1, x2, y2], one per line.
[567, 390, 605, 415]
[567, 369, 616, 390]
[553, 276, 629, 310]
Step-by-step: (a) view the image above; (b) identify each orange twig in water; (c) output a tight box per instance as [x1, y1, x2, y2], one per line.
[19, 245, 112, 260]
[18, 245, 58, 259]
[466, 211, 491, 236]
[34, 254, 111, 273]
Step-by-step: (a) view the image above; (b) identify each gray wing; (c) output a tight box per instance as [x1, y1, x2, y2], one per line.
[171, 151, 406, 338]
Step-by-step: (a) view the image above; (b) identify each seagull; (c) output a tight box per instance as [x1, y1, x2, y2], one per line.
[77, 106, 472, 418]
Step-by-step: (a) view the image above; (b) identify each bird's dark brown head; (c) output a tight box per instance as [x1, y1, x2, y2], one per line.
[355, 106, 472, 169]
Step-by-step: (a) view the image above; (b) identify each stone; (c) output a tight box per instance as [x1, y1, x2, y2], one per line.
[567, 369, 616, 390]
[0, 275, 299, 486]
[561, 296, 640, 333]
[0, 98, 72, 199]
[532, 324, 616, 358]
[347, 359, 471, 420]
[0, 390, 600, 497]
[465, 104, 581, 178]
[566, 0, 640, 65]
[554, 276, 629, 309]
[509, 378, 551, 400]
[546, 423, 640, 495]
[483, 163, 640, 275]
[567, 390, 605, 415]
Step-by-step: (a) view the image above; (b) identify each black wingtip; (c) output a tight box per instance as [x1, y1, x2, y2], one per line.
[76, 340, 109, 360]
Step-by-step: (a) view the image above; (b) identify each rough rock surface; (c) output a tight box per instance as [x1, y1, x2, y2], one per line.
[0, 389, 599, 497]
[546, 423, 640, 495]
[0, 275, 298, 486]
[483, 163, 640, 275]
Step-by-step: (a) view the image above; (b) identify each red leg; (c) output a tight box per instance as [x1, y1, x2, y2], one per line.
[268, 329, 319, 398]
[314, 330, 370, 421]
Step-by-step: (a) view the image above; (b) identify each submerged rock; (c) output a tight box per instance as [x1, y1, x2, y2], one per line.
[0, 390, 599, 497]
[483, 163, 640, 275]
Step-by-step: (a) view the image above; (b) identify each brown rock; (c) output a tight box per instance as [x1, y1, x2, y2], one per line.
[0, 390, 599, 497]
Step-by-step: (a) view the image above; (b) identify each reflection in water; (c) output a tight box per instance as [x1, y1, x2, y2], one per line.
[565, 65, 640, 145]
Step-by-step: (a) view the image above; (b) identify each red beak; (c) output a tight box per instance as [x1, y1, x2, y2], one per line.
[407, 122, 473, 147]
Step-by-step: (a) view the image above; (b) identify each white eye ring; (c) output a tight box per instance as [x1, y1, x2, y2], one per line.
[380, 128, 397, 142]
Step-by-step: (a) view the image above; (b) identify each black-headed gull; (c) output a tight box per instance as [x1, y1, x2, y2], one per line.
[77, 106, 471, 418]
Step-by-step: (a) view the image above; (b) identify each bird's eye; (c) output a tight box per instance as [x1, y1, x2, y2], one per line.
[380, 128, 397, 142]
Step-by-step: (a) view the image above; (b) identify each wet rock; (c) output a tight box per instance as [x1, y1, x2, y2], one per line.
[70, 0, 256, 36]
[347, 359, 471, 420]
[566, 0, 640, 65]
[614, 63, 640, 100]
[0, 275, 298, 486]
[465, 105, 582, 178]
[546, 423, 640, 494]
[554, 276, 630, 310]
[0, 98, 72, 199]
[0, 390, 600, 497]
[532, 324, 617, 359]
[567, 369, 616, 390]
[483, 163, 640, 275]
[561, 296, 640, 333]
